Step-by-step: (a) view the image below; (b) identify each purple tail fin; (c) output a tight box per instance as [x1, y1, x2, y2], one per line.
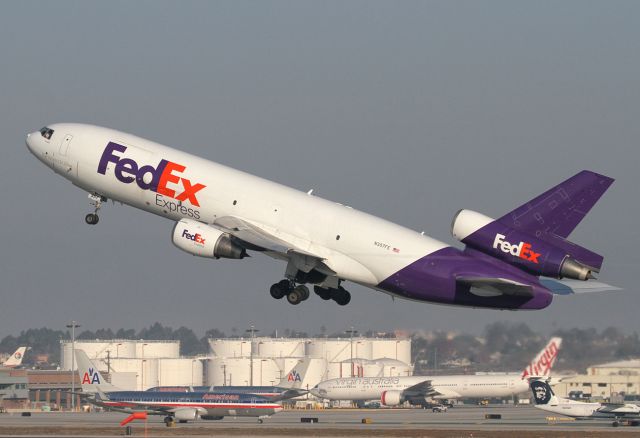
[498, 170, 614, 239]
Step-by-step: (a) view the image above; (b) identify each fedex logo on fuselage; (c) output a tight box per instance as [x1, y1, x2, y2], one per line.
[82, 368, 101, 385]
[98, 142, 206, 207]
[182, 229, 205, 245]
[493, 234, 541, 264]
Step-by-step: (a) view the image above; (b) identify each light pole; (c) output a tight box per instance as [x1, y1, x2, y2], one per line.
[345, 327, 358, 377]
[245, 324, 259, 386]
[66, 321, 80, 412]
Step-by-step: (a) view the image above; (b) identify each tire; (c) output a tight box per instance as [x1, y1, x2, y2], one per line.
[295, 285, 310, 301]
[287, 290, 302, 305]
[270, 283, 286, 299]
[333, 288, 351, 306]
[85, 213, 99, 225]
[314, 286, 332, 300]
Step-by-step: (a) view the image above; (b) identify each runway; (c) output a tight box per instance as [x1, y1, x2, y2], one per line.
[0, 405, 638, 437]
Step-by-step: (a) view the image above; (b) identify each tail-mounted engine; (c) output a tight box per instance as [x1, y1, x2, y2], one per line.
[172, 218, 247, 259]
[451, 209, 602, 280]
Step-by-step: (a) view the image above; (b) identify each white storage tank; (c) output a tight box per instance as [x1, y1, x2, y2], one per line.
[250, 358, 281, 386]
[352, 340, 373, 360]
[253, 338, 305, 358]
[134, 341, 179, 359]
[371, 339, 411, 363]
[374, 358, 413, 377]
[158, 358, 203, 387]
[305, 339, 352, 362]
[208, 339, 252, 358]
[109, 358, 159, 390]
[61, 340, 137, 370]
[206, 357, 253, 386]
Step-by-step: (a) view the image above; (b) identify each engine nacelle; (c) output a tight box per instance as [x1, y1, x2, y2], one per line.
[173, 407, 198, 421]
[451, 209, 599, 281]
[381, 390, 404, 407]
[172, 218, 247, 259]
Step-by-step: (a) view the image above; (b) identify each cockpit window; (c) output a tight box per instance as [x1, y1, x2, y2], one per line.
[39, 127, 54, 140]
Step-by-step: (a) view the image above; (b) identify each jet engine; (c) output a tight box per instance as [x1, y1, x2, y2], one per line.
[172, 218, 247, 259]
[380, 390, 404, 407]
[173, 407, 199, 421]
[451, 209, 600, 281]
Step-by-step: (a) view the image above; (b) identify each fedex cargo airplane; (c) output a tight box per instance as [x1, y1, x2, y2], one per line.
[75, 350, 282, 425]
[310, 337, 562, 406]
[26, 124, 616, 309]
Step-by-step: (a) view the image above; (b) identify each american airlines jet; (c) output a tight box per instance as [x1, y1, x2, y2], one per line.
[310, 338, 562, 405]
[26, 124, 616, 308]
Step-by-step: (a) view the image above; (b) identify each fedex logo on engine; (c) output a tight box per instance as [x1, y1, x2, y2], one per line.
[82, 368, 101, 385]
[98, 142, 206, 207]
[182, 229, 205, 245]
[493, 234, 541, 264]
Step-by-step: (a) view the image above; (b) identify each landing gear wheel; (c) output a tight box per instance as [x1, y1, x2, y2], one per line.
[295, 285, 310, 301]
[332, 287, 351, 306]
[270, 280, 290, 299]
[164, 416, 175, 426]
[314, 286, 332, 300]
[287, 289, 303, 305]
[85, 213, 99, 225]
[258, 418, 264, 424]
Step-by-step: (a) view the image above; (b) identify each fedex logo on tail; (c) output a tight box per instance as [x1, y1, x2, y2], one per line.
[82, 367, 102, 385]
[98, 142, 206, 207]
[493, 234, 541, 264]
[288, 370, 302, 382]
[521, 338, 562, 379]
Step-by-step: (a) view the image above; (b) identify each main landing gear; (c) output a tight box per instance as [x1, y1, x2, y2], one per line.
[269, 280, 351, 306]
[85, 193, 106, 225]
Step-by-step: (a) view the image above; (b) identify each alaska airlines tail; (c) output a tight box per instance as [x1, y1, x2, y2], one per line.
[530, 379, 560, 406]
[277, 358, 313, 389]
[75, 350, 119, 393]
[452, 171, 614, 283]
[521, 337, 562, 379]
[2, 347, 27, 368]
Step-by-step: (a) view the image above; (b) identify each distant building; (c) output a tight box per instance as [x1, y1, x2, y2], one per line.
[555, 359, 640, 400]
[0, 368, 29, 409]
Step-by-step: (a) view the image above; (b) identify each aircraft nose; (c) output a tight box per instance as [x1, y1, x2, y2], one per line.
[25, 131, 37, 154]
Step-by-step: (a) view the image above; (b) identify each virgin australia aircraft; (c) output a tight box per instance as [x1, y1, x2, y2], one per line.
[310, 337, 562, 406]
[26, 124, 616, 308]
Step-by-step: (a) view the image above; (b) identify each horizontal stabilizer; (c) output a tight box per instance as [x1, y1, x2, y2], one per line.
[457, 277, 534, 298]
[540, 278, 621, 295]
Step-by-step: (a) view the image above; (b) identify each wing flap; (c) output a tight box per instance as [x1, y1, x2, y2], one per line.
[457, 277, 534, 298]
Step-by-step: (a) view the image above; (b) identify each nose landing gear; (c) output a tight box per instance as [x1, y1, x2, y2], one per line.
[85, 193, 106, 225]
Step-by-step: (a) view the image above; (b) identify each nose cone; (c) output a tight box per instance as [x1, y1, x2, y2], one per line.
[309, 385, 322, 398]
[25, 131, 38, 155]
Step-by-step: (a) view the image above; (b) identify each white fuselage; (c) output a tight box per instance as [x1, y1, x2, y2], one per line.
[534, 400, 640, 419]
[312, 373, 529, 401]
[26, 123, 446, 292]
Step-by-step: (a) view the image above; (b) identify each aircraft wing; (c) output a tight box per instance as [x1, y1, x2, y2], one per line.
[403, 380, 439, 398]
[214, 216, 335, 275]
[267, 389, 307, 402]
[539, 279, 621, 296]
[596, 403, 640, 414]
[457, 277, 534, 298]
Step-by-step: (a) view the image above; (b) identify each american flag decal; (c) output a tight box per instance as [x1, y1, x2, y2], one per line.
[393, 248, 400, 253]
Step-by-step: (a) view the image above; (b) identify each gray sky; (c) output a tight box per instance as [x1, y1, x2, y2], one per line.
[1, 1, 638, 337]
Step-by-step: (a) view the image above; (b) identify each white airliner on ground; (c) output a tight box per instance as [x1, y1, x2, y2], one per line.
[2, 347, 27, 368]
[310, 338, 562, 406]
[26, 124, 616, 309]
[530, 379, 640, 426]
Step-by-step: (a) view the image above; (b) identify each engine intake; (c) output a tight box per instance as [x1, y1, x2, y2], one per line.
[381, 390, 404, 407]
[172, 218, 246, 259]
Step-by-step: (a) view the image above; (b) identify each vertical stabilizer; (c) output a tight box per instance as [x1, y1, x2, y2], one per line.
[530, 379, 559, 406]
[75, 349, 119, 393]
[2, 347, 27, 368]
[521, 337, 562, 379]
[277, 358, 312, 389]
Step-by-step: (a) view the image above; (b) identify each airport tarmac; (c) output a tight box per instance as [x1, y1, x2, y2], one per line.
[0, 405, 638, 437]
